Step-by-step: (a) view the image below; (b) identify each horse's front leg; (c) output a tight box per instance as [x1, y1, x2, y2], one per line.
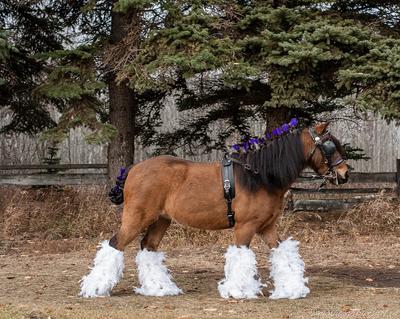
[259, 222, 310, 300]
[218, 223, 265, 299]
[258, 222, 280, 249]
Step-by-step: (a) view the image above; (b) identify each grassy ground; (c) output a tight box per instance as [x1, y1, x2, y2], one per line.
[1, 235, 400, 319]
[0, 186, 399, 319]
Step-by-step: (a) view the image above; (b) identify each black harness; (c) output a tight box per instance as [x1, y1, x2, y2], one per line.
[220, 128, 346, 225]
[221, 154, 236, 227]
[308, 128, 346, 187]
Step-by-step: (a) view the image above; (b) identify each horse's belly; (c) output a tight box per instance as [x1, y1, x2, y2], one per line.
[166, 197, 229, 230]
[163, 161, 231, 230]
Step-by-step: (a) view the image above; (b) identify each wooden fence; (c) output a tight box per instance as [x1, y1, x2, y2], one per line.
[288, 167, 399, 212]
[0, 164, 108, 185]
[1, 160, 399, 211]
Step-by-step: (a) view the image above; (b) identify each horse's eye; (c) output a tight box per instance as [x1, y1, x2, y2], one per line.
[322, 140, 336, 155]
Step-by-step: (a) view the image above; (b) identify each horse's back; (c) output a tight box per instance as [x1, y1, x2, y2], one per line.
[125, 155, 219, 194]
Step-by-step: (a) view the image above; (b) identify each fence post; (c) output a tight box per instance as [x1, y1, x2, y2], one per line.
[397, 159, 400, 198]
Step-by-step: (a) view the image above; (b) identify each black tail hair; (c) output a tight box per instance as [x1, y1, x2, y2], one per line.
[108, 166, 132, 205]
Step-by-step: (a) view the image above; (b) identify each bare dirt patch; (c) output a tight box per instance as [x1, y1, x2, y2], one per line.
[1, 186, 399, 318]
[1, 235, 400, 319]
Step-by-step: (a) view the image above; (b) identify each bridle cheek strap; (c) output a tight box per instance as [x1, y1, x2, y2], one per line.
[308, 128, 345, 178]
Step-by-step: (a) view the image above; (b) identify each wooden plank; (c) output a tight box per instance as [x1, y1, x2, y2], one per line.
[0, 164, 108, 171]
[290, 187, 394, 194]
[349, 172, 397, 183]
[291, 194, 395, 212]
[0, 173, 107, 185]
[298, 172, 396, 183]
[293, 198, 362, 212]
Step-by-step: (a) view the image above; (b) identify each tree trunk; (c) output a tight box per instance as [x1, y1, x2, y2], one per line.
[263, 107, 292, 130]
[107, 8, 138, 184]
[107, 80, 136, 183]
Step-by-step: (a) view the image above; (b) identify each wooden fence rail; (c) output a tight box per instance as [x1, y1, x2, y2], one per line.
[0, 164, 107, 170]
[0, 163, 108, 185]
[288, 158, 400, 212]
[1, 160, 399, 212]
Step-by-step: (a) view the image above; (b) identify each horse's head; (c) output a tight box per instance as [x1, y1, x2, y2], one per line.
[302, 122, 349, 185]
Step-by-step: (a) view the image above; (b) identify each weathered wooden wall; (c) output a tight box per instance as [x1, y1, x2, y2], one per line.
[1, 103, 399, 172]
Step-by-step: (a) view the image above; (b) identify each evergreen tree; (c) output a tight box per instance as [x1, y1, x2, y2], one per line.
[0, 0, 64, 133]
[0, 1, 142, 182]
[35, 46, 115, 144]
[116, 0, 400, 155]
[1, 0, 399, 168]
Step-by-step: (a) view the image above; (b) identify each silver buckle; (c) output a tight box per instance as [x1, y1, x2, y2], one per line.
[224, 179, 231, 192]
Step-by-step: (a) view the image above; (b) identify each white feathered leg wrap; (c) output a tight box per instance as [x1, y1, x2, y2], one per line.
[218, 245, 264, 299]
[80, 240, 124, 298]
[135, 249, 182, 296]
[269, 237, 310, 299]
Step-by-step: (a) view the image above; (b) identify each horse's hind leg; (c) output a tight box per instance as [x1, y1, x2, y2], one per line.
[140, 216, 171, 251]
[80, 201, 159, 298]
[135, 217, 182, 296]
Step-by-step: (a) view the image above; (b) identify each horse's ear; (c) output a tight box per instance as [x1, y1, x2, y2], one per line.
[314, 122, 330, 135]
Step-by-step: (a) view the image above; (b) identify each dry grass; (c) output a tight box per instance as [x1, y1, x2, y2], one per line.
[1, 186, 399, 243]
[1, 186, 120, 240]
[337, 195, 400, 235]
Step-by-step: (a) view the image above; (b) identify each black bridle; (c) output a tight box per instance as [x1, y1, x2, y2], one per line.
[308, 128, 346, 186]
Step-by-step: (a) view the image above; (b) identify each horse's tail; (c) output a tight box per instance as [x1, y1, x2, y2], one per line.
[108, 166, 132, 205]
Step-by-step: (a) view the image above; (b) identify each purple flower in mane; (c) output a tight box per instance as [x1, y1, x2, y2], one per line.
[289, 118, 298, 127]
[282, 123, 290, 132]
[249, 138, 258, 145]
[230, 118, 300, 154]
[249, 138, 260, 150]
[232, 144, 241, 152]
[242, 141, 250, 153]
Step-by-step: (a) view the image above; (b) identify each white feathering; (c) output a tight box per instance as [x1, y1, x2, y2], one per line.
[269, 237, 310, 299]
[135, 249, 182, 296]
[80, 240, 124, 298]
[218, 245, 264, 299]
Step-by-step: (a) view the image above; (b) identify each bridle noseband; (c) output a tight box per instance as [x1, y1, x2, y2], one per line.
[308, 128, 346, 186]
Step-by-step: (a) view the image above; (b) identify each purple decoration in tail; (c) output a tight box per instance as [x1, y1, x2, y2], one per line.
[117, 167, 126, 181]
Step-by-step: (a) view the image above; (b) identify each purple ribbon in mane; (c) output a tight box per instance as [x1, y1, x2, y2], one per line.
[231, 118, 299, 153]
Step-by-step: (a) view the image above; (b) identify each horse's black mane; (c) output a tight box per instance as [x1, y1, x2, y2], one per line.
[233, 130, 306, 192]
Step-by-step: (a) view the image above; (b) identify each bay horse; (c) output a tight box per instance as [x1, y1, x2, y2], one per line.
[80, 122, 349, 299]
